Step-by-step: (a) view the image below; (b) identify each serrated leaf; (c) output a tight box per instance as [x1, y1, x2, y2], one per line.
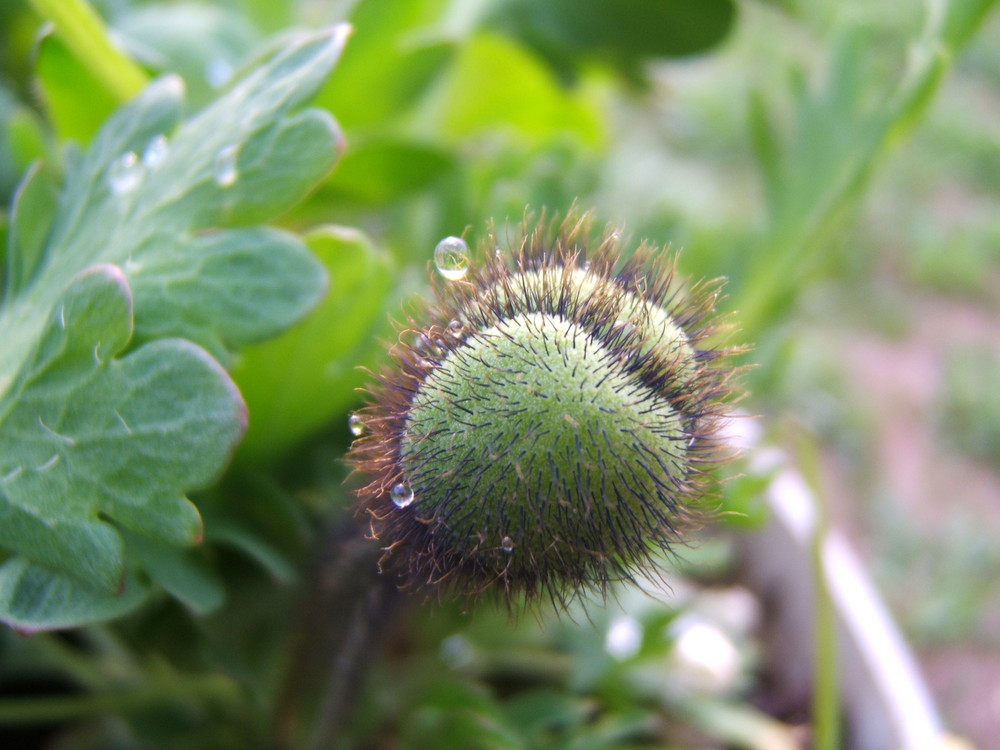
[231, 225, 394, 461]
[0, 557, 150, 634]
[0, 266, 246, 594]
[0, 27, 350, 627]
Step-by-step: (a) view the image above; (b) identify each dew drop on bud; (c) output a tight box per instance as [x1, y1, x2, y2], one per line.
[107, 151, 145, 194]
[447, 320, 464, 338]
[434, 236, 470, 281]
[214, 144, 239, 187]
[348, 414, 365, 437]
[391, 482, 414, 508]
[501, 536, 514, 553]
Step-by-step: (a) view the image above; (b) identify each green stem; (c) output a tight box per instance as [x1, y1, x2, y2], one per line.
[28, 0, 148, 103]
[797, 434, 840, 750]
[0, 674, 240, 725]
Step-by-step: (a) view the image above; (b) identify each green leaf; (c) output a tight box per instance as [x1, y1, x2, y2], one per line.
[125, 530, 225, 616]
[115, 3, 262, 108]
[321, 138, 455, 205]
[0, 27, 350, 627]
[35, 30, 122, 144]
[431, 33, 604, 146]
[317, 0, 455, 130]
[0, 266, 245, 596]
[29, 0, 148, 103]
[4, 162, 58, 300]
[0, 558, 150, 634]
[493, 0, 736, 81]
[232, 225, 394, 461]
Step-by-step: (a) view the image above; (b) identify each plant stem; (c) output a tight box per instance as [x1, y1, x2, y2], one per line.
[0, 674, 239, 724]
[797, 434, 840, 750]
[28, 0, 148, 103]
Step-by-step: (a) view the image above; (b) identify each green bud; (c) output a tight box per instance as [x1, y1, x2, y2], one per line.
[348, 213, 742, 607]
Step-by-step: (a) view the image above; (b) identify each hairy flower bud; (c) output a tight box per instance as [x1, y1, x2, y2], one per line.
[348, 213, 741, 607]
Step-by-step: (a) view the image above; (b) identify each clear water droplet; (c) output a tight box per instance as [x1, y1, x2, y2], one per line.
[581, 259, 592, 272]
[214, 144, 239, 188]
[391, 482, 414, 508]
[447, 320, 464, 338]
[142, 134, 169, 169]
[348, 414, 365, 437]
[434, 236, 470, 281]
[501, 536, 514, 552]
[107, 151, 145, 194]
[205, 57, 234, 88]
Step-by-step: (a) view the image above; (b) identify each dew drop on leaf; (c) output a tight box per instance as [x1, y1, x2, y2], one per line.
[214, 144, 239, 188]
[391, 482, 414, 508]
[434, 237, 470, 281]
[107, 151, 145, 194]
[142, 135, 169, 169]
[501, 536, 514, 553]
[205, 57, 234, 88]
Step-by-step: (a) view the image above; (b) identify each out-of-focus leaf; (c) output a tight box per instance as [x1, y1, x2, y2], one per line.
[317, 0, 455, 129]
[232, 225, 394, 461]
[400, 677, 522, 750]
[115, 3, 262, 108]
[493, 0, 736, 81]
[431, 33, 604, 146]
[35, 30, 121, 143]
[321, 138, 454, 205]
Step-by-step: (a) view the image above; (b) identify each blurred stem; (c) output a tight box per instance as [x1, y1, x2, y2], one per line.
[28, 0, 148, 103]
[732, 0, 969, 341]
[0, 673, 240, 724]
[273, 516, 400, 750]
[797, 432, 840, 750]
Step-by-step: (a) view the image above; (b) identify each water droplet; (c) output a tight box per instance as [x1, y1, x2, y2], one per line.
[447, 320, 464, 338]
[107, 151, 145, 194]
[391, 482, 414, 508]
[214, 144, 239, 188]
[142, 134, 169, 169]
[205, 57, 234, 88]
[434, 236, 470, 281]
[581, 260, 592, 272]
[348, 414, 365, 437]
[500, 536, 514, 552]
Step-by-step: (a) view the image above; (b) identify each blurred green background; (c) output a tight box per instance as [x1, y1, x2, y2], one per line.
[1, 0, 999, 747]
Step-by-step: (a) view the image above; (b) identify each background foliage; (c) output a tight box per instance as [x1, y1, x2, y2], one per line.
[1, 0, 998, 747]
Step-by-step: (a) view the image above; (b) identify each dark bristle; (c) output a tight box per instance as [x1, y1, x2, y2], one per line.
[346, 210, 745, 613]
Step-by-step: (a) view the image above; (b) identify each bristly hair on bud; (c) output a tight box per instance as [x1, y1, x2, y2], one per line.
[347, 211, 744, 611]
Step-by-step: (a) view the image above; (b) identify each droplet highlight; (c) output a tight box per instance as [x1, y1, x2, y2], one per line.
[434, 237, 470, 281]
[107, 151, 145, 194]
[501, 536, 514, 553]
[391, 482, 414, 508]
[142, 135, 169, 169]
[214, 144, 239, 188]
[447, 320, 464, 338]
[348, 414, 365, 437]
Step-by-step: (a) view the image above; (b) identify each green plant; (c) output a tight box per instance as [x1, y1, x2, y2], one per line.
[0, 0, 997, 747]
[349, 215, 741, 606]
